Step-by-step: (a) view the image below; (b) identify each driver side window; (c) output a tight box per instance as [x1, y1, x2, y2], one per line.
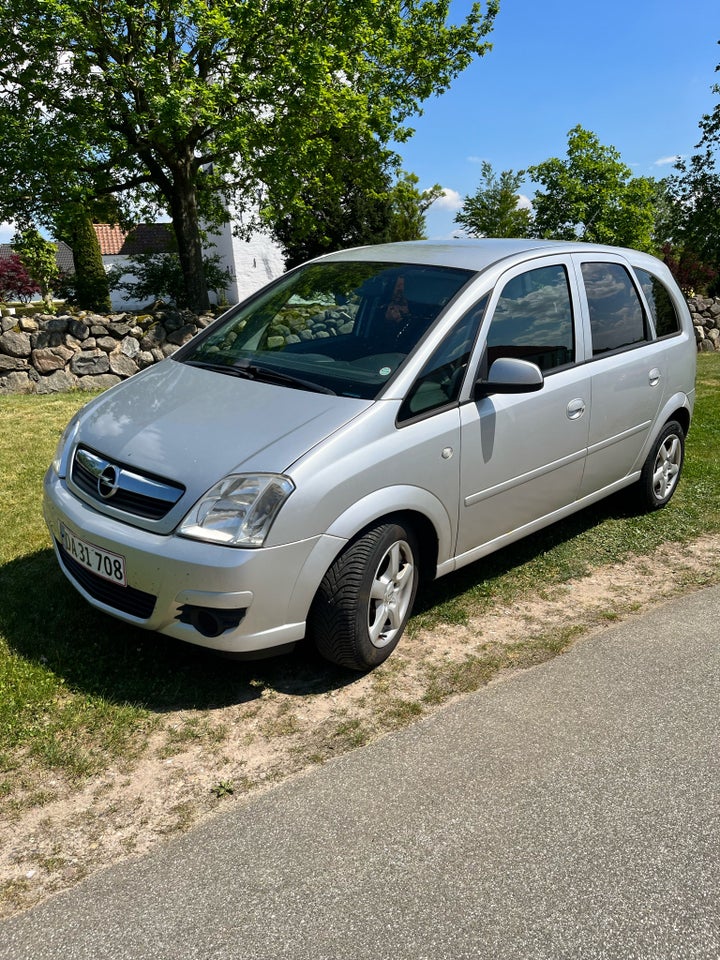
[486, 264, 575, 372]
[398, 295, 489, 422]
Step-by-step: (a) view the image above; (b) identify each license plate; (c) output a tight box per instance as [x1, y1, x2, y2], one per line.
[60, 524, 127, 587]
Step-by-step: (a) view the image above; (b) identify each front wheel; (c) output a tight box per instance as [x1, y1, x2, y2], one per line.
[309, 522, 420, 671]
[634, 420, 685, 512]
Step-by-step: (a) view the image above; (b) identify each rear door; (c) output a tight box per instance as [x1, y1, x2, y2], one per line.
[574, 255, 666, 497]
[456, 258, 590, 563]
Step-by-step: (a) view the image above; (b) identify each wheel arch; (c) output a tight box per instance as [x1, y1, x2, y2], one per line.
[667, 404, 691, 437]
[284, 488, 450, 635]
[635, 393, 693, 471]
[345, 509, 440, 584]
[324, 485, 451, 578]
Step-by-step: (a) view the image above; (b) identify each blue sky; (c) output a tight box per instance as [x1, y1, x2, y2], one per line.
[2, 0, 718, 245]
[406, 0, 719, 238]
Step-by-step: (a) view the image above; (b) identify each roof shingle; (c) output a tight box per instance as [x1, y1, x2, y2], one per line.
[93, 223, 174, 256]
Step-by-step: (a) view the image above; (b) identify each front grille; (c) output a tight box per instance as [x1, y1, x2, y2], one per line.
[57, 539, 157, 619]
[71, 447, 185, 520]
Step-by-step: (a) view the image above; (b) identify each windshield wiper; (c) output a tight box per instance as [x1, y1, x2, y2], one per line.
[185, 358, 336, 395]
[184, 360, 254, 379]
[237, 362, 337, 395]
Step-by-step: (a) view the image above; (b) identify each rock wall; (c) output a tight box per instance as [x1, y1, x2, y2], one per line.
[0, 306, 216, 395]
[689, 296, 720, 352]
[1, 295, 719, 396]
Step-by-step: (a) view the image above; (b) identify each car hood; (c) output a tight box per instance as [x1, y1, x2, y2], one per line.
[73, 359, 369, 492]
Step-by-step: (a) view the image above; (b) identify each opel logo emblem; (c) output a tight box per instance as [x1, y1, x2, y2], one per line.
[98, 465, 120, 499]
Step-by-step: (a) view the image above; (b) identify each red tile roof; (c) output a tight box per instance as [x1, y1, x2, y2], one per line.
[93, 223, 174, 256]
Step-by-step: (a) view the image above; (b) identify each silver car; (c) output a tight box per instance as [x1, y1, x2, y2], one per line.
[43, 240, 696, 669]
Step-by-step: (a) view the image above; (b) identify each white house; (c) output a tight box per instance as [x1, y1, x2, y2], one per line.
[93, 220, 286, 311]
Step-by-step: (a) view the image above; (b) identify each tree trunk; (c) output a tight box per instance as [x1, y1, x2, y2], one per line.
[169, 161, 209, 313]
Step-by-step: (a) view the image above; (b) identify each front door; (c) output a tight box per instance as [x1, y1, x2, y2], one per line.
[456, 260, 590, 563]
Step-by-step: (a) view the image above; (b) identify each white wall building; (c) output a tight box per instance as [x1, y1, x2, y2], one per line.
[205, 218, 286, 305]
[94, 220, 286, 312]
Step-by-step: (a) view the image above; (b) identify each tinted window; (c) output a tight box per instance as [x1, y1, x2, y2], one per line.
[635, 268, 681, 338]
[581, 262, 647, 355]
[399, 296, 489, 420]
[486, 265, 574, 372]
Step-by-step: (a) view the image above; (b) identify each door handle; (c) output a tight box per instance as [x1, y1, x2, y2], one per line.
[566, 398, 586, 421]
[649, 368, 661, 387]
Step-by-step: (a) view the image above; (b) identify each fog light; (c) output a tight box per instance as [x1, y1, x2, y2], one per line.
[176, 605, 246, 638]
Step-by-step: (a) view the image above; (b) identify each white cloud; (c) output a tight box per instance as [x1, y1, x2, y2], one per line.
[0, 222, 14, 244]
[466, 156, 486, 164]
[431, 188, 463, 211]
[517, 193, 532, 211]
[654, 155, 682, 167]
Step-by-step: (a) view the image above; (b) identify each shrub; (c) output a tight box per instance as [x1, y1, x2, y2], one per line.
[0, 254, 41, 303]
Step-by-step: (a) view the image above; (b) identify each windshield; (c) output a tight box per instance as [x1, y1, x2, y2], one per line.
[178, 261, 474, 399]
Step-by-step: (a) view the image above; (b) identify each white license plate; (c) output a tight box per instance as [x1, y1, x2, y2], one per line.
[60, 524, 127, 587]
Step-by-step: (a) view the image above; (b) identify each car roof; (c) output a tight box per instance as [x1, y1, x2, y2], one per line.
[316, 238, 658, 274]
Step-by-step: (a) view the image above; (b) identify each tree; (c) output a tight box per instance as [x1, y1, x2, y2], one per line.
[454, 162, 531, 238]
[526, 126, 656, 250]
[388, 172, 443, 241]
[111, 252, 230, 308]
[0, 255, 40, 303]
[12, 225, 59, 309]
[54, 205, 111, 313]
[266, 127, 397, 269]
[0, 0, 498, 311]
[664, 44, 720, 292]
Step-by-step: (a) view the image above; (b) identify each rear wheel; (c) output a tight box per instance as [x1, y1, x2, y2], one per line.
[634, 420, 685, 511]
[310, 522, 420, 670]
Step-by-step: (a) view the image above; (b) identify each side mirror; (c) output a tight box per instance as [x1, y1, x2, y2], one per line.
[475, 357, 544, 397]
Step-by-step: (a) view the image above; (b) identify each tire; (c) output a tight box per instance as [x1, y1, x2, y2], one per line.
[310, 522, 420, 671]
[634, 420, 685, 512]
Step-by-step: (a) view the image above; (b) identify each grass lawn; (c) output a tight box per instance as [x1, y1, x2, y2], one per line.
[1, 354, 720, 794]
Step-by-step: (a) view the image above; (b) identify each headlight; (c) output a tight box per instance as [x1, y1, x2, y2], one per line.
[178, 474, 295, 547]
[51, 416, 80, 477]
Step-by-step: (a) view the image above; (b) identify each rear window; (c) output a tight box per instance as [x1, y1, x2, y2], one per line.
[634, 268, 681, 338]
[581, 262, 648, 356]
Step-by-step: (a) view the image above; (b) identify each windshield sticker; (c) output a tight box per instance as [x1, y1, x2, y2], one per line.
[379, 366, 392, 377]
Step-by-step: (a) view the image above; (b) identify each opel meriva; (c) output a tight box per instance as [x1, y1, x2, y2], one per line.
[44, 240, 697, 669]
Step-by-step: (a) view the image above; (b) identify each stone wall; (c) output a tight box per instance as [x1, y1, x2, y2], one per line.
[689, 296, 720, 352]
[1, 295, 719, 396]
[0, 306, 216, 395]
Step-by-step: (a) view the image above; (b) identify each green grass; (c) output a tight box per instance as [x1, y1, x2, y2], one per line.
[1, 354, 719, 790]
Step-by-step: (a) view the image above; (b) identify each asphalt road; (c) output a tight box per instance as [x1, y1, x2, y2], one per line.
[2, 586, 719, 960]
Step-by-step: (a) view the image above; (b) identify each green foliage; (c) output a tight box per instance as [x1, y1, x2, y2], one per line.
[388, 172, 443, 242]
[0, 255, 40, 304]
[11, 226, 59, 308]
[0, 0, 499, 310]
[663, 45, 720, 294]
[210, 781, 234, 798]
[55, 205, 111, 313]
[269, 153, 441, 268]
[111, 253, 229, 309]
[454, 161, 531, 238]
[266, 128, 396, 269]
[526, 126, 656, 250]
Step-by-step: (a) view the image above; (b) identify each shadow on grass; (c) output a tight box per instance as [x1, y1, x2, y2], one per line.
[1, 489, 643, 714]
[412, 488, 640, 621]
[0, 550, 359, 712]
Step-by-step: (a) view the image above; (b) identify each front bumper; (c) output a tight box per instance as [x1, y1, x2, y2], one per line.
[43, 468, 344, 653]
